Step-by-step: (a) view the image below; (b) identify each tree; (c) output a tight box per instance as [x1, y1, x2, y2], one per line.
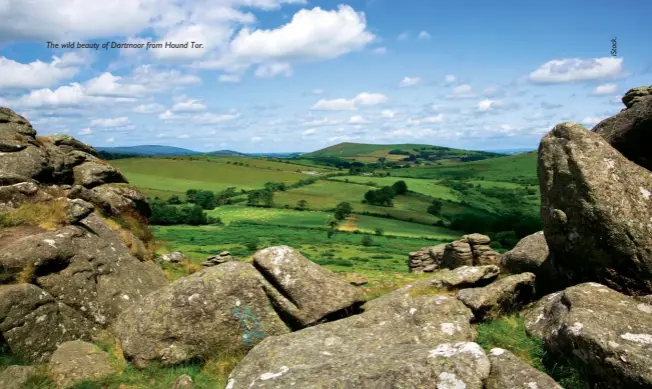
[361, 235, 374, 246]
[326, 217, 339, 238]
[296, 199, 308, 211]
[185, 189, 199, 203]
[167, 195, 182, 205]
[391, 180, 408, 195]
[364, 186, 395, 207]
[427, 199, 443, 216]
[334, 202, 353, 220]
[375, 227, 384, 236]
[194, 190, 217, 210]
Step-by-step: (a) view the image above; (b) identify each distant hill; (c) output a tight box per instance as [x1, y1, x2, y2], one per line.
[301, 142, 501, 164]
[205, 149, 248, 157]
[249, 152, 302, 158]
[481, 148, 536, 155]
[97, 145, 201, 156]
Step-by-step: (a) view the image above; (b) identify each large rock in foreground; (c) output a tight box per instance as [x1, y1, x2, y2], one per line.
[253, 246, 364, 327]
[486, 348, 563, 389]
[525, 283, 652, 389]
[226, 294, 486, 388]
[0, 214, 167, 327]
[114, 262, 290, 368]
[538, 122, 652, 294]
[592, 89, 652, 171]
[0, 284, 92, 363]
[49, 340, 118, 388]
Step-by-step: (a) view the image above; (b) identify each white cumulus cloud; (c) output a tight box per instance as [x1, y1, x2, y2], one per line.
[529, 57, 624, 83]
[90, 117, 130, 127]
[0, 52, 89, 89]
[311, 92, 387, 111]
[400, 77, 422, 87]
[592, 83, 618, 96]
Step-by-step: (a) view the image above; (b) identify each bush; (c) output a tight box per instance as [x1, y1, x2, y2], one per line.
[361, 235, 374, 246]
[391, 180, 408, 195]
[167, 195, 182, 205]
[149, 202, 213, 226]
[375, 227, 384, 236]
[244, 237, 260, 251]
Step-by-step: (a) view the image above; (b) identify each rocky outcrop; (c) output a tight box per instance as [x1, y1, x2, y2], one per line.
[457, 273, 536, 321]
[0, 284, 92, 363]
[113, 262, 290, 368]
[621, 85, 652, 109]
[592, 86, 652, 171]
[364, 265, 500, 310]
[408, 243, 446, 272]
[486, 348, 563, 389]
[538, 122, 652, 294]
[49, 340, 118, 388]
[501, 231, 549, 274]
[0, 107, 145, 218]
[525, 283, 652, 389]
[226, 293, 486, 389]
[409, 234, 501, 273]
[0, 365, 37, 389]
[252, 246, 364, 327]
[201, 251, 234, 267]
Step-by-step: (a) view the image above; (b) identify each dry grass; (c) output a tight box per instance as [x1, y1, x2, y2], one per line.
[100, 210, 158, 262]
[17, 263, 36, 284]
[3, 198, 68, 230]
[202, 350, 248, 380]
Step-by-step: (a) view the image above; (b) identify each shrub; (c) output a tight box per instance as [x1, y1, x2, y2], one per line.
[361, 235, 374, 246]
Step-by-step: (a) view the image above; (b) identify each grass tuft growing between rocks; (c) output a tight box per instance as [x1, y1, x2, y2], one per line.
[477, 314, 590, 389]
[1, 198, 68, 230]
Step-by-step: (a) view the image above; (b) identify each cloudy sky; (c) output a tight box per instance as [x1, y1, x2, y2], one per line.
[0, 0, 650, 153]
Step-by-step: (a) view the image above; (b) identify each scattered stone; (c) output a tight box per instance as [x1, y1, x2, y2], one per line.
[592, 89, 652, 170]
[160, 251, 187, 264]
[0, 365, 37, 389]
[65, 198, 94, 224]
[539, 122, 652, 294]
[525, 283, 652, 389]
[457, 273, 536, 321]
[252, 246, 365, 327]
[501, 231, 549, 274]
[172, 374, 194, 389]
[486, 348, 563, 389]
[0, 284, 92, 363]
[113, 262, 289, 368]
[344, 273, 368, 286]
[226, 293, 485, 389]
[201, 251, 234, 267]
[364, 265, 500, 310]
[49, 340, 118, 389]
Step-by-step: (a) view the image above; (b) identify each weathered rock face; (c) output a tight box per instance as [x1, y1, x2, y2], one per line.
[0, 108, 51, 181]
[113, 262, 290, 368]
[226, 294, 487, 389]
[501, 231, 549, 274]
[68, 183, 151, 219]
[525, 283, 652, 389]
[592, 88, 652, 171]
[0, 284, 92, 363]
[410, 234, 501, 273]
[538, 122, 652, 294]
[0, 365, 37, 389]
[486, 348, 563, 389]
[0, 213, 167, 327]
[252, 246, 365, 327]
[160, 251, 187, 264]
[49, 340, 118, 388]
[457, 273, 536, 321]
[363, 265, 500, 312]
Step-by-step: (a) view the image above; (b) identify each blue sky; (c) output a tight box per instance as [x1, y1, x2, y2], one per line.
[0, 0, 650, 153]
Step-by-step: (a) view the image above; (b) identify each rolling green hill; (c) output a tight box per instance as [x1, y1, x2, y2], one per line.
[300, 142, 501, 164]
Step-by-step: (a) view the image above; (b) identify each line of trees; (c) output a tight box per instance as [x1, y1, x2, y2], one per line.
[362, 180, 408, 207]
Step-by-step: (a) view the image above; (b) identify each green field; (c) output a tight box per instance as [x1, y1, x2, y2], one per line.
[392, 152, 538, 183]
[207, 205, 461, 239]
[329, 176, 461, 202]
[112, 156, 329, 198]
